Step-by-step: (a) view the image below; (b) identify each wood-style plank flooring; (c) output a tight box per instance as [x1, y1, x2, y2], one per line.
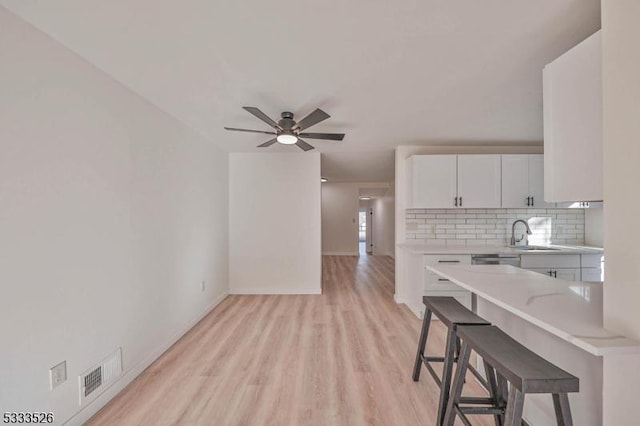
[87, 255, 493, 425]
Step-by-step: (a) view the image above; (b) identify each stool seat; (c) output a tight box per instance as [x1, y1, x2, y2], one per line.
[456, 325, 579, 394]
[423, 296, 490, 329]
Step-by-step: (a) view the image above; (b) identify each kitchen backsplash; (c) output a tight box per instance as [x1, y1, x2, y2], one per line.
[406, 208, 585, 246]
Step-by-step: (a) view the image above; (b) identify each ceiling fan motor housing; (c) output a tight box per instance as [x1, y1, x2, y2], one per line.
[279, 112, 296, 131]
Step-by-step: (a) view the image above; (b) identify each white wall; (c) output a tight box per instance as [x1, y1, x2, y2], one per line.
[601, 1, 640, 424]
[321, 183, 360, 255]
[229, 153, 321, 294]
[0, 8, 229, 425]
[584, 207, 604, 247]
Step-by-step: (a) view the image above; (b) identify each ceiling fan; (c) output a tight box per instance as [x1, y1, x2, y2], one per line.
[224, 107, 345, 151]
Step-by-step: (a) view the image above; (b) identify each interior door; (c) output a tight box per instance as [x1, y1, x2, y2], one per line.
[366, 207, 373, 254]
[457, 155, 501, 208]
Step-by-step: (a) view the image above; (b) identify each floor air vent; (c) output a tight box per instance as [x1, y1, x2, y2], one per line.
[79, 348, 122, 405]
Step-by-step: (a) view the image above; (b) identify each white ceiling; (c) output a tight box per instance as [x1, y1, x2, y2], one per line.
[0, 0, 600, 182]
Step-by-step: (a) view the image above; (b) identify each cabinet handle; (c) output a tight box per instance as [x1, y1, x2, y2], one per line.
[438, 278, 450, 282]
[454, 196, 458, 207]
[526, 197, 531, 206]
[459, 196, 462, 207]
[531, 196, 534, 207]
[554, 270, 557, 278]
[438, 260, 461, 263]
[548, 270, 553, 277]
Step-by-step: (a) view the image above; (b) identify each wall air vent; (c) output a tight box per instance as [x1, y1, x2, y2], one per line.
[79, 348, 122, 405]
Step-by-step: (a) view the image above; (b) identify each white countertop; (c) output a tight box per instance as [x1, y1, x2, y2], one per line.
[399, 242, 604, 255]
[425, 264, 638, 356]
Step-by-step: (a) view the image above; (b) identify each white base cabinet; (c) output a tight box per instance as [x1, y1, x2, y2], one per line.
[423, 255, 472, 311]
[528, 267, 580, 281]
[521, 254, 581, 281]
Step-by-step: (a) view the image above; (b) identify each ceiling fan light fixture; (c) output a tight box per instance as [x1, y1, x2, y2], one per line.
[276, 134, 298, 145]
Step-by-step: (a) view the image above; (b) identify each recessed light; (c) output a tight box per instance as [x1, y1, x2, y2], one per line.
[359, 196, 372, 200]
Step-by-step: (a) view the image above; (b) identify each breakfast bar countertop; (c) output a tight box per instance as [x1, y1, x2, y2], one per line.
[425, 264, 638, 356]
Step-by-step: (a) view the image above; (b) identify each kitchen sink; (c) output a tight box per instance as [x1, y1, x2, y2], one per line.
[510, 245, 560, 251]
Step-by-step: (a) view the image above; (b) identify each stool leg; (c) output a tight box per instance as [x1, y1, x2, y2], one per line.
[552, 393, 573, 426]
[436, 327, 457, 426]
[496, 373, 509, 410]
[443, 342, 471, 426]
[412, 309, 433, 381]
[483, 361, 504, 426]
[503, 388, 524, 426]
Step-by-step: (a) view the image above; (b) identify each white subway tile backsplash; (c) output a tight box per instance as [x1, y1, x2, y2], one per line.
[405, 208, 585, 246]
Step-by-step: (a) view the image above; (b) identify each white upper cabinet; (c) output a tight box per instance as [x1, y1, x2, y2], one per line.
[407, 155, 457, 208]
[502, 155, 530, 208]
[502, 154, 555, 208]
[528, 154, 555, 208]
[543, 31, 603, 202]
[407, 154, 500, 208]
[457, 155, 501, 208]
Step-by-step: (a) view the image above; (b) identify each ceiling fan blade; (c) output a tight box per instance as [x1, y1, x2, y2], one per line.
[294, 108, 330, 131]
[295, 139, 315, 151]
[224, 127, 276, 135]
[257, 138, 277, 148]
[298, 132, 345, 141]
[242, 107, 281, 130]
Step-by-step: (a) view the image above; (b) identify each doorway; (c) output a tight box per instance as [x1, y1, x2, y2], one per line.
[358, 207, 373, 255]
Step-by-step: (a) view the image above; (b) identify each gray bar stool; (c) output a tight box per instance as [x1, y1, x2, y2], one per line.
[444, 325, 579, 426]
[412, 296, 492, 426]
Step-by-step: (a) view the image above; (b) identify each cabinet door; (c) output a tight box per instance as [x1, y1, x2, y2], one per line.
[501, 155, 530, 208]
[457, 155, 501, 208]
[543, 31, 603, 202]
[555, 268, 580, 281]
[528, 155, 555, 208]
[409, 155, 457, 208]
[581, 268, 603, 282]
[527, 267, 580, 281]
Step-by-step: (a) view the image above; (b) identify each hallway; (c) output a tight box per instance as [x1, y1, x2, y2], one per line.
[88, 256, 492, 425]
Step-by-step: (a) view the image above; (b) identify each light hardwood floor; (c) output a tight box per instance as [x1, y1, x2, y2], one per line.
[87, 255, 493, 426]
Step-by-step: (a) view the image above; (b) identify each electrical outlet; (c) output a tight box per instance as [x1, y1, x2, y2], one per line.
[201, 281, 205, 292]
[50, 361, 66, 390]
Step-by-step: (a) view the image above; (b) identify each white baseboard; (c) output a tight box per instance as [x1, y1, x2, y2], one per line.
[63, 290, 229, 426]
[230, 287, 321, 295]
[394, 293, 422, 319]
[322, 251, 359, 256]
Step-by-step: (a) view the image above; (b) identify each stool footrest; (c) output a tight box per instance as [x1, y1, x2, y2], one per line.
[459, 397, 495, 405]
[458, 406, 505, 415]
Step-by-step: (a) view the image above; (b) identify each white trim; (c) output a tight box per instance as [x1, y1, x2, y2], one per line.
[63, 291, 229, 426]
[322, 251, 359, 256]
[230, 287, 321, 295]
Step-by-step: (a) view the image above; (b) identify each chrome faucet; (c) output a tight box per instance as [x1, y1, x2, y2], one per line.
[510, 219, 532, 246]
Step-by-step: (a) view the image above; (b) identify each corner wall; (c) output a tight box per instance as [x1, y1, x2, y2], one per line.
[0, 8, 229, 424]
[602, 0, 640, 423]
[229, 153, 322, 294]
